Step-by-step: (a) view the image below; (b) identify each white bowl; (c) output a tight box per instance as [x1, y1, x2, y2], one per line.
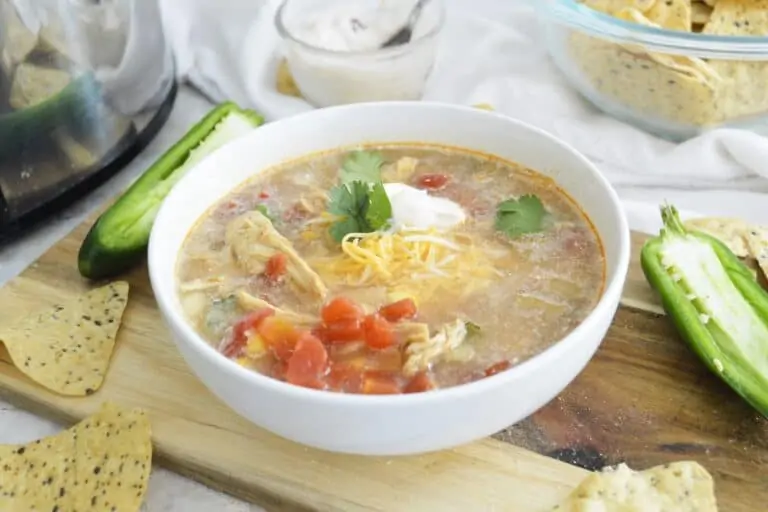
[148, 102, 630, 456]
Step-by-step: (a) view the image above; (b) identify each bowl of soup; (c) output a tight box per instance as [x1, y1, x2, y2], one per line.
[148, 102, 630, 455]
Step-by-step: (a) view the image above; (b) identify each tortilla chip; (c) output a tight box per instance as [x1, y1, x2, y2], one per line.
[684, 217, 750, 258]
[692, 1, 714, 25]
[702, 0, 768, 36]
[276, 59, 302, 98]
[0, 402, 151, 511]
[645, 0, 692, 31]
[744, 225, 768, 279]
[0, 281, 129, 396]
[554, 461, 717, 510]
[581, 0, 657, 15]
[569, 33, 721, 125]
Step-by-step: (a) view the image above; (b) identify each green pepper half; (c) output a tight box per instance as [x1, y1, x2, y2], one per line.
[78, 101, 264, 280]
[641, 205, 768, 418]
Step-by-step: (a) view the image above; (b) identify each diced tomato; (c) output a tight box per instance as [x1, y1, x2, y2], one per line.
[263, 253, 288, 283]
[257, 317, 301, 361]
[484, 360, 512, 377]
[315, 319, 364, 344]
[223, 308, 275, 358]
[286, 333, 328, 389]
[321, 297, 364, 324]
[259, 190, 270, 199]
[327, 363, 364, 393]
[223, 339, 246, 358]
[362, 373, 401, 395]
[362, 314, 395, 350]
[378, 299, 417, 322]
[403, 372, 435, 394]
[415, 173, 449, 190]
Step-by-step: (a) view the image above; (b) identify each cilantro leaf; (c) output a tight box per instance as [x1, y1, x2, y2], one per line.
[328, 183, 360, 216]
[327, 180, 392, 242]
[364, 182, 392, 230]
[494, 194, 548, 239]
[340, 150, 384, 185]
[329, 216, 361, 243]
[254, 204, 273, 222]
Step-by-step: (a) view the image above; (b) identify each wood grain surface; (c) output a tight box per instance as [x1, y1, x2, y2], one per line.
[0, 212, 765, 511]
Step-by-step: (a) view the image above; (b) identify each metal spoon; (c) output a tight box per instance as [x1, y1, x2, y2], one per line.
[380, 0, 431, 49]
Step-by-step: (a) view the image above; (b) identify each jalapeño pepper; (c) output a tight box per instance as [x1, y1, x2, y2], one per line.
[78, 101, 264, 280]
[641, 205, 768, 418]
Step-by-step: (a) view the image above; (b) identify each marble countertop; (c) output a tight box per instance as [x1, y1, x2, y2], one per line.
[0, 86, 264, 511]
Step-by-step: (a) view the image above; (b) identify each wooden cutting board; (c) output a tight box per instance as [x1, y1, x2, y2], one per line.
[0, 209, 765, 511]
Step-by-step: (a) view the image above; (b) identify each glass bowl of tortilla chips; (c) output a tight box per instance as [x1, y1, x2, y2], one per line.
[536, 0, 768, 141]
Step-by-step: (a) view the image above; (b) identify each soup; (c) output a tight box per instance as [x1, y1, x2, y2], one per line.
[176, 144, 606, 394]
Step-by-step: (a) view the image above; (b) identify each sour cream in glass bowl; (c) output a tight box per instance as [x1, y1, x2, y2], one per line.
[275, 0, 445, 107]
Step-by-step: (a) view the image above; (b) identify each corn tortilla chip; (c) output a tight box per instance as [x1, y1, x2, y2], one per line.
[575, 0, 768, 128]
[645, 0, 692, 31]
[0, 401, 152, 511]
[569, 33, 721, 125]
[744, 225, 768, 281]
[0, 281, 129, 396]
[702, 0, 768, 36]
[553, 461, 717, 510]
[692, 1, 714, 25]
[684, 217, 750, 258]
[581, 0, 657, 15]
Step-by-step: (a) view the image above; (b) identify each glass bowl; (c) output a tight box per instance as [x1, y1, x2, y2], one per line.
[275, 0, 445, 108]
[534, 0, 768, 141]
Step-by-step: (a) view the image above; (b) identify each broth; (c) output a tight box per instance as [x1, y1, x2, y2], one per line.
[176, 144, 606, 394]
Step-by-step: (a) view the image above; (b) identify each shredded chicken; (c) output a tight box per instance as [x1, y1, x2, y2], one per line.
[402, 319, 468, 376]
[225, 211, 328, 300]
[394, 322, 431, 344]
[382, 156, 419, 182]
[236, 291, 317, 328]
[178, 277, 225, 293]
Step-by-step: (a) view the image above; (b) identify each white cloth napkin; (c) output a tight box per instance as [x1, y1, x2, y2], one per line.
[158, 0, 768, 227]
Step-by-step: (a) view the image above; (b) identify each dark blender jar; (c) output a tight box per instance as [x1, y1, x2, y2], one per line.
[0, 0, 176, 239]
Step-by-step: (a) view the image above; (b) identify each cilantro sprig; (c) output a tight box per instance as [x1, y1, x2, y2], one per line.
[340, 150, 385, 185]
[327, 150, 392, 242]
[494, 194, 548, 239]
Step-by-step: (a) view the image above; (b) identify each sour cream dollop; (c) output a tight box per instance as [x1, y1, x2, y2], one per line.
[383, 183, 466, 232]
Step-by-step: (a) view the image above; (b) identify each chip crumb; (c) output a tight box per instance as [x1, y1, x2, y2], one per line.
[276, 59, 302, 98]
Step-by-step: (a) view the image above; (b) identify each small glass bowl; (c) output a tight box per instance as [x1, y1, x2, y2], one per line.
[535, 0, 768, 142]
[275, 0, 445, 108]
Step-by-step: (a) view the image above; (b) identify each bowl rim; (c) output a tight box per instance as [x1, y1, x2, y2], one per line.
[148, 101, 631, 407]
[274, 0, 446, 57]
[542, 0, 768, 59]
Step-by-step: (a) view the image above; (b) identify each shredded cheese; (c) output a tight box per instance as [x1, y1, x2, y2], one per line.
[308, 228, 502, 304]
